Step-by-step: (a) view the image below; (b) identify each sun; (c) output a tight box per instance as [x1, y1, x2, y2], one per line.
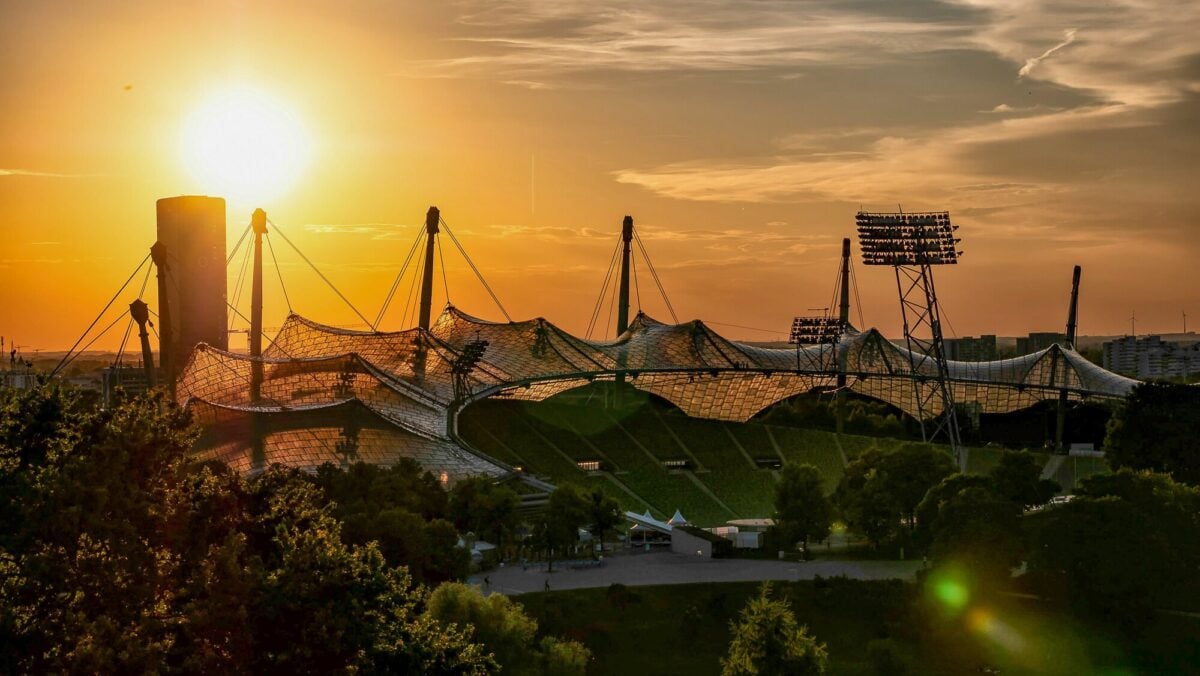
[180, 87, 312, 205]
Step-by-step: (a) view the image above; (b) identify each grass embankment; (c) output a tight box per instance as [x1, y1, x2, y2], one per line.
[517, 580, 1200, 675]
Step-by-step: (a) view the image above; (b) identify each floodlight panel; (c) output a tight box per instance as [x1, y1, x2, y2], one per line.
[855, 210, 961, 265]
[789, 316, 845, 345]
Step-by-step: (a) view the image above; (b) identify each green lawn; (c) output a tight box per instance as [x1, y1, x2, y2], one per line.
[516, 580, 1200, 675]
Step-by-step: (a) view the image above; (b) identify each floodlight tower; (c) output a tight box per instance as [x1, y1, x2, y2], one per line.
[789, 315, 844, 376]
[856, 210, 964, 467]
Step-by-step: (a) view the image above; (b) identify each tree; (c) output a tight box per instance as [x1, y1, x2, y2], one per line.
[928, 486, 1023, 581]
[536, 484, 590, 571]
[1105, 382, 1200, 485]
[1025, 469, 1200, 633]
[834, 445, 954, 548]
[450, 476, 520, 552]
[772, 464, 833, 558]
[877, 444, 956, 530]
[721, 583, 828, 676]
[989, 450, 1060, 508]
[914, 473, 992, 551]
[426, 582, 590, 676]
[585, 488, 622, 556]
[0, 386, 495, 674]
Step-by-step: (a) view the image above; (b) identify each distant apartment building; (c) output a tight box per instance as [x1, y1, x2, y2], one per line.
[1103, 335, 1200, 379]
[1017, 332, 1067, 355]
[944, 334, 998, 361]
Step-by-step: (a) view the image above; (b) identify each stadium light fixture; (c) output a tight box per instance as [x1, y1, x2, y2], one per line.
[856, 211, 962, 266]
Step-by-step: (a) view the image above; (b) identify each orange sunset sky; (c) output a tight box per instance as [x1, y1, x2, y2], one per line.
[2, 1, 1197, 353]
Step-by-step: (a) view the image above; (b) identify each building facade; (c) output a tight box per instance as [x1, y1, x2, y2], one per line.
[1017, 332, 1067, 355]
[1103, 335, 1200, 379]
[944, 334, 998, 361]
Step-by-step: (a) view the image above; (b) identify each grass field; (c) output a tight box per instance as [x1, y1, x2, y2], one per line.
[516, 580, 1200, 675]
[459, 395, 1107, 527]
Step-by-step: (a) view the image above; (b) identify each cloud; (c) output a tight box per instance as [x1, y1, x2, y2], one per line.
[1018, 28, 1077, 78]
[954, 1, 1200, 108]
[0, 168, 94, 178]
[609, 104, 1132, 205]
[303, 223, 416, 240]
[406, 1, 972, 83]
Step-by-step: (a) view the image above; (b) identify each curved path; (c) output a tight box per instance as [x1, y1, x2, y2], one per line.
[473, 550, 923, 596]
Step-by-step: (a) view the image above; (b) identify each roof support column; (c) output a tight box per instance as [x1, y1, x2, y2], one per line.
[1056, 265, 1082, 451]
[617, 215, 633, 336]
[419, 207, 440, 331]
[250, 209, 267, 402]
[129, 299, 156, 388]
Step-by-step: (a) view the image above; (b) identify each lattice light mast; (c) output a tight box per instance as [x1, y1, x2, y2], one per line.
[451, 338, 490, 403]
[789, 315, 845, 377]
[857, 210, 964, 466]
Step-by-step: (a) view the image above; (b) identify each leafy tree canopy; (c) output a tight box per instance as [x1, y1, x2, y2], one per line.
[772, 464, 833, 557]
[1105, 382, 1200, 485]
[426, 582, 590, 676]
[721, 582, 828, 676]
[0, 386, 493, 674]
[1025, 469, 1200, 632]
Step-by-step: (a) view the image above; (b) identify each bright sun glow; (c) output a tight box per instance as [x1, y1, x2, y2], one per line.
[180, 88, 312, 204]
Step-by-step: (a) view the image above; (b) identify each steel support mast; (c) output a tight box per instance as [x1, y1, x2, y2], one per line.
[418, 206, 440, 331]
[1055, 265, 1081, 451]
[250, 208, 268, 402]
[617, 215, 634, 335]
[129, 299, 156, 388]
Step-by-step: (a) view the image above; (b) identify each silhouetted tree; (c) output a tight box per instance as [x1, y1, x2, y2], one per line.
[834, 445, 954, 548]
[535, 484, 590, 571]
[1025, 469, 1200, 633]
[772, 464, 833, 558]
[450, 476, 520, 551]
[928, 486, 1024, 581]
[1105, 382, 1200, 485]
[585, 488, 622, 557]
[989, 450, 1060, 508]
[0, 386, 493, 674]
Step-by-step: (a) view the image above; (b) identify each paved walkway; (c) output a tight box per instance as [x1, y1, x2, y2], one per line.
[472, 550, 924, 596]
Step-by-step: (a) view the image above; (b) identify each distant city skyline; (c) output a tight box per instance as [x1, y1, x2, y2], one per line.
[2, 1, 1198, 350]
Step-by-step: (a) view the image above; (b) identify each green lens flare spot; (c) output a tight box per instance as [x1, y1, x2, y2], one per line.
[934, 578, 969, 610]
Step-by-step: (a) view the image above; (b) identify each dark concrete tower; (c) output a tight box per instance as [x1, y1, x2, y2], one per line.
[418, 206, 440, 330]
[250, 208, 268, 401]
[155, 196, 227, 383]
[617, 215, 634, 335]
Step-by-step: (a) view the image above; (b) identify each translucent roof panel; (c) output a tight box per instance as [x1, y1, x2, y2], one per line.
[176, 305, 1139, 475]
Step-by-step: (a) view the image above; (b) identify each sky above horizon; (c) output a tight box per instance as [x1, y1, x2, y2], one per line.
[2, 1, 1198, 353]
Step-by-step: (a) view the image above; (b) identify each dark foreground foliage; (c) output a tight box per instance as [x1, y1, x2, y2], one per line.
[0, 386, 493, 674]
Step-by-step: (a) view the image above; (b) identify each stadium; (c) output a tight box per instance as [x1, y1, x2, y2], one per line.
[116, 197, 1138, 527]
